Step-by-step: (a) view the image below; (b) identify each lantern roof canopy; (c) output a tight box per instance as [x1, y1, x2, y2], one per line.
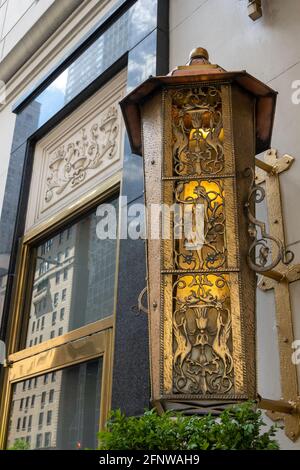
[120, 47, 277, 156]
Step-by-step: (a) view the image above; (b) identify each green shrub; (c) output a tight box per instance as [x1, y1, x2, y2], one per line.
[8, 439, 30, 450]
[98, 401, 279, 450]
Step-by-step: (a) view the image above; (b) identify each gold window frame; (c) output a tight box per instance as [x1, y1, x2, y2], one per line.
[0, 171, 121, 448]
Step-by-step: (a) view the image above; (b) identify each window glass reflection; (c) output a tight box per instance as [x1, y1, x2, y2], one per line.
[7, 359, 102, 450]
[25, 197, 118, 348]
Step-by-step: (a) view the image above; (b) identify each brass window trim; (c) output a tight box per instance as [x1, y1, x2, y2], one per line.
[0, 171, 121, 449]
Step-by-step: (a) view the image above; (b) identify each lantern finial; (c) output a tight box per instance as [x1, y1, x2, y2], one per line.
[188, 47, 209, 64]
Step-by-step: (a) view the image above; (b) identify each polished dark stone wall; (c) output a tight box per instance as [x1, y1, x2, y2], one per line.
[0, 0, 169, 415]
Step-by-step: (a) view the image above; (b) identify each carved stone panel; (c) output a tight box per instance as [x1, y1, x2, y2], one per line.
[25, 70, 126, 231]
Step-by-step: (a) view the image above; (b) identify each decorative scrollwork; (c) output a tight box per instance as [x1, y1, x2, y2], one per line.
[171, 86, 224, 177]
[173, 180, 227, 270]
[45, 106, 119, 203]
[173, 273, 234, 395]
[244, 167, 294, 272]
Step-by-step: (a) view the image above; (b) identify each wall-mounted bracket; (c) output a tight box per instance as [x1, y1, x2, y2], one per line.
[254, 149, 300, 441]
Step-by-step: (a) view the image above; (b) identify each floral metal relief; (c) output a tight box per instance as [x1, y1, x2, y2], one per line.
[174, 180, 227, 270]
[45, 106, 119, 203]
[173, 273, 233, 395]
[171, 86, 224, 176]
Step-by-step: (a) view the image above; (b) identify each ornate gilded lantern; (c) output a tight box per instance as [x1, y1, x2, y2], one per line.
[120, 48, 277, 413]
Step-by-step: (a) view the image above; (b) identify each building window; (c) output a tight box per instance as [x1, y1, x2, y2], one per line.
[28, 379, 32, 390]
[16, 418, 21, 432]
[19, 398, 23, 411]
[22, 417, 26, 431]
[53, 293, 59, 307]
[31, 321, 35, 333]
[43, 374, 48, 385]
[26, 436, 31, 446]
[62, 289, 66, 302]
[55, 272, 60, 285]
[34, 377, 38, 388]
[39, 335, 43, 343]
[44, 432, 51, 448]
[36, 319, 40, 331]
[38, 412, 43, 429]
[7, 360, 103, 449]
[49, 389, 54, 403]
[52, 311, 57, 325]
[28, 415, 32, 432]
[41, 316, 45, 330]
[50, 330, 55, 339]
[41, 392, 46, 407]
[58, 327, 63, 336]
[25, 397, 30, 409]
[65, 248, 70, 259]
[63, 268, 68, 281]
[31, 395, 35, 407]
[47, 410, 52, 426]
[51, 372, 56, 383]
[36, 434, 42, 449]
[60, 308, 64, 320]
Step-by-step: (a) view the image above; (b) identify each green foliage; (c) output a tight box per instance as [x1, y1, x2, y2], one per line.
[8, 439, 30, 450]
[98, 402, 279, 450]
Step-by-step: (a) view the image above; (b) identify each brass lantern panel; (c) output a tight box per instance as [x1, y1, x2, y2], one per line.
[164, 84, 234, 178]
[163, 272, 250, 400]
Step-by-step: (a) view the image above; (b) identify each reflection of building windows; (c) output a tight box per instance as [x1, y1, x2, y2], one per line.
[62, 289, 66, 302]
[22, 417, 26, 431]
[34, 378, 38, 388]
[57, 252, 62, 263]
[37, 319, 40, 331]
[51, 372, 56, 383]
[43, 374, 48, 385]
[45, 432, 51, 448]
[19, 399, 23, 410]
[31, 395, 35, 407]
[41, 316, 45, 330]
[65, 247, 70, 259]
[45, 239, 53, 252]
[67, 228, 72, 239]
[28, 379, 32, 389]
[52, 311, 57, 325]
[63, 268, 68, 281]
[36, 434, 42, 449]
[50, 330, 55, 339]
[55, 272, 60, 285]
[32, 321, 35, 333]
[22, 381, 26, 391]
[29, 340, 33, 347]
[28, 416, 32, 432]
[39, 335, 43, 343]
[34, 338, 38, 345]
[16, 418, 21, 432]
[25, 397, 30, 409]
[58, 327, 63, 336]
[59, 232, 63, 244]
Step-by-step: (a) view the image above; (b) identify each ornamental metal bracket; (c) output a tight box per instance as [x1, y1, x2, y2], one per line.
[252, 149, 300, 441]
[248, 0, 262, 21]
